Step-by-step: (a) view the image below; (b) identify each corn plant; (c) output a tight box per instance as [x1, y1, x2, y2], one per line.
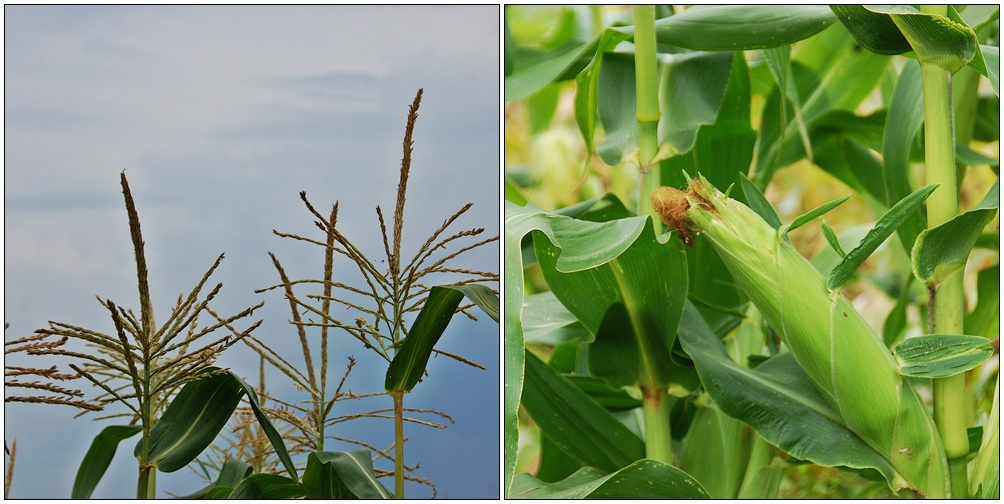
[255, 88, 500, 498]
[505, 5, 998, 499]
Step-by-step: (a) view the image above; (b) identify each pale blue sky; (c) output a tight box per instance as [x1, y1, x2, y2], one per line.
[4, 5, 500, 499]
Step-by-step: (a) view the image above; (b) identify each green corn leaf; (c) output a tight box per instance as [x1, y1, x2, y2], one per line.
[675, 302, 901, 490]
[648, 5, 835, 51]
[228, 474, 309, 499]
[301, 450, 393, 499]
[522, 350, 645, 473]
[71, 425, 142, 499]
[504, 178, 529, 206]
[739, 175, 782, 230]
[174, 458, 253, 499]
[833, 5, 979, 74]
[504, 15, 515, 78]
[882, 276, 913, 348]
[142, 369, 244, 473]
[510, 459, 711, 499]
[533, 215, 692, 391]
[912, 180, 1000, 285]
[229, 373, 298, 482]
[969, 382, 1000, 498]
[894, 334, 995, 379]
[965, 264, 1000, 338]
[141, 368, 297, 481]
[827, 184, 938, 290]
[521, 291, 592, 346]
[783, 194, 851, 236]
[384, 286, 465, 392]
[882, 60, 926, 251]
[505, 28, 630, 102]
[821, 220, 847, 258]
[678, 407, 753, 498]
[504, 198, 648, 496]
[444, 283, 499, 323]
[596, 51, 733, 166]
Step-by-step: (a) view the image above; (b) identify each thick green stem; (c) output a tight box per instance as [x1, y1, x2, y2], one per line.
[919, 5, 968, 497]
[633, 5, 661, 227]
[391, 391, 405, 499]
[641, 386, 673, 465]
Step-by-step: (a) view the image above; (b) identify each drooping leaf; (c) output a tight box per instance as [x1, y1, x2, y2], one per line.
[72, 425, 142, 499]
[444, 284, 500, 323]
[675, 302, 900, 487]
[533, 216, 688, 390]
[522, 350, 645, 473]
[139, 368, 297, 481]
[647, 5, 835, 51]
[301, 450, 392, 499]
[227, 474, 308, 499]
[894, 335, 995, 379]
[912, 180, 1000, 285]
[504, 199, 648, 496]
[510, 459, 711, 499]
[830, 5, 911, 55]
[828, 184, 938, 290]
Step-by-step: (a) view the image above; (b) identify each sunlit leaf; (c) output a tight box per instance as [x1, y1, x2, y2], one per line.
[912, 180, 999, 285]
[894, 334, 995, 378]
[647, 5, 835, 51]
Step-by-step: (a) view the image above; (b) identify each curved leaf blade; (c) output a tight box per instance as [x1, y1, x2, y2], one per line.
[503, 199, 647, 495]
[510, 459, 711, 499]
[912, 180, 1000, 284]
[141, 369, 244, 473]
[72, 425, 142, 499]
[675, 302, 900, 486]
[302, 450, 392, 499]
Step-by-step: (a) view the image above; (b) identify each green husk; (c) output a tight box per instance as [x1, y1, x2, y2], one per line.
[653, 175, 949, 498]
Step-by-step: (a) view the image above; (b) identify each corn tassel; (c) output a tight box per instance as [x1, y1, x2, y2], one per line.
[653, 176, 949, 498]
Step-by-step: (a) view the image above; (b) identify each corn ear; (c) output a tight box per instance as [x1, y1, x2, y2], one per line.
[653, 176, 949, 498]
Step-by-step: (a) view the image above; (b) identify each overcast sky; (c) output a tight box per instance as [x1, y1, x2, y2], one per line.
[4, 5, 500, 499]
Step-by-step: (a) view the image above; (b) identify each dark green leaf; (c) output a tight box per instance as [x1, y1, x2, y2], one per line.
[302, 450, 392, 499]
[522, 350, 645, 472]
[385, 286, 465, 392]
[175, 458, 254, 499]
[511, 459, 710, 498]
[228, 474, 308, 499]
[784, 194, 851, 235]
[828, 184, 937, 290]
[142, 369, 244, 473]
[912, 180, 1000, 284]
[228, 372, 298, 482]
[831, 5, 912, 55]
[675, 302, 900, 486]
[72, 425, 142, 499]
[649, 5, 835, 51]
[505, 29, 630, 102]
[894, 334, 995, 379]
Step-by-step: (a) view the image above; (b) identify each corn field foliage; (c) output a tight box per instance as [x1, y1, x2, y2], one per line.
[505, 5, 998, 499]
